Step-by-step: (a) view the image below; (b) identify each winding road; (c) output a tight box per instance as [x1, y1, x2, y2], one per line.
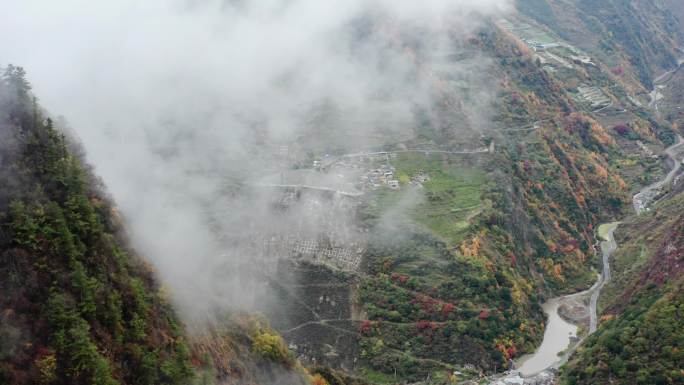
[511, 76, 684, 383]
[633, 134, 684, 214]
[254, 183, 364, 198]
[589, 223, 618, 333]
[514, 220, 619, 380]
[514, 220, 617, 380]
[649, 59, 683, 110]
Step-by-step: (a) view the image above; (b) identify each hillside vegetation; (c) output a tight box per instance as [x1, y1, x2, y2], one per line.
[339, 20, 660, 381]
[0, 65, 197, 385]
[562, 192, 684, 385]
[0, 66, 351, 385]
[3, 1, 684, 383]
[517, 0, 682, 89]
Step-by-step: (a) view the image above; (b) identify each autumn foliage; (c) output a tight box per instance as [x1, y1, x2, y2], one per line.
[359, 320, 373, 336]
[613, 123, 629, 136]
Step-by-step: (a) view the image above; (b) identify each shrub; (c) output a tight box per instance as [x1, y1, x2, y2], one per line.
[613, 124, 629, 136]
[34, 352, 57, 384]
[252, 332, 290, 363]
[359, 320, 373, 336]
[611, 67, 624, 76]
[311, 373, 330, 385]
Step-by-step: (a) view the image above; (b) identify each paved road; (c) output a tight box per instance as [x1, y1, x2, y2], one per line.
[253, 183, 364, 197]
[589, 224, 618, 332]
[484, 50, 684, 385]
[653, 59, 684, 85]
[341, 149, 489, 157]
[589, 135, 684, 332]
[320, 147, 490, 169]
[633, 134, 684, 213]
[512, 132, 683, 380]
[589, 134, 684, 330]
[649, 59, 684, 110]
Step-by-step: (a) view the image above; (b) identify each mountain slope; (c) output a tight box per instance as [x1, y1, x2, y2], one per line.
[0, 67, 339, 385]
[664, 0, 684, 33]
[0, 66, 197, 385]
[561, 191, 684, 385]
[516, 0, 682, 89]
[3, 1, 684, 383]
[265, 18, 666, 382]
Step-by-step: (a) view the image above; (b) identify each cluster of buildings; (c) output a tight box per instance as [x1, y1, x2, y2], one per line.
[501, 20, 622, 115]
[525, 40, 559, 52]
[410, 171, 431, 187]
[502, 19, 596, 73]
[359, 164, 400, 190]
[358, 164, 431, 191]
[318, 152, 433, 192]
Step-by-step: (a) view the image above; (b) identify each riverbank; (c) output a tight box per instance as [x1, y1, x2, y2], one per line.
[510, 222, 617, 379]
[483, 62, 684, 385]
[504, 126, 683, 384]
[515, 299, 577, 376]
[500, 133, 684, 384]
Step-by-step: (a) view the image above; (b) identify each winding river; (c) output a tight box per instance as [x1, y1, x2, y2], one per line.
[513, 221, 618, 378]
[512, 91, 684, 381]
[516, 299, 577, 376]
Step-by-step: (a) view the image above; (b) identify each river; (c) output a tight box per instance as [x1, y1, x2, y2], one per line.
[509, 133, 684, 384]
[488, 63, 684, 385]
[511, 221, 618, 380]
[516, 299, 577, 376]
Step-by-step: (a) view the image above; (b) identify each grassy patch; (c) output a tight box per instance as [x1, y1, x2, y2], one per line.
[391, 153, 486, 246]
[360, 153, 486, 281]
[360, 367, 396, 384]
[597, 222, 619, 241]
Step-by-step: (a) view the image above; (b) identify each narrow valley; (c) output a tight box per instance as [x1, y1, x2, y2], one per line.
[1, 1, 683, 385]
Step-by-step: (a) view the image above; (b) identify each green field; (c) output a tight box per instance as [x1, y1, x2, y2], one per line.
[597, 222, 619, 241]
[395, 153, 485, 245]
[360, 153, 486, 281]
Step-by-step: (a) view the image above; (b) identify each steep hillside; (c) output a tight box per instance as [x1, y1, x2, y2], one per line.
[654, 61, 684, 128]
[0, 67, 338, 385]
[509, 2, 684, 384]
[561, 192, 684, 385]
[516, 0, 682, 89]
[0, 66, 196, 384]
[664, 0, 684, 32]
[261, 18, 672, 382]
[3, 2, 684, 384]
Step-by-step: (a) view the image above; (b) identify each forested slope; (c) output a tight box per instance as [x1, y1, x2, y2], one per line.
[0, 66, 347, 385]
[346, 20, 658, 381]
[561, 192, 684, 385]
[509, 2, 684, 384]
[516, 0, 682, 89]
[0, 65, 198, 384]
[2, 1, 684, 383]
[665, 0, 684, 33]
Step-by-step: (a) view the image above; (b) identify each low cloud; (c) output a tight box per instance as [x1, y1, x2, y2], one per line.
[0, 0, 511, 323]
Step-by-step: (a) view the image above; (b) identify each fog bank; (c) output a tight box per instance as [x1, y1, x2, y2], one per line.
[0, 0, 511, 323]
